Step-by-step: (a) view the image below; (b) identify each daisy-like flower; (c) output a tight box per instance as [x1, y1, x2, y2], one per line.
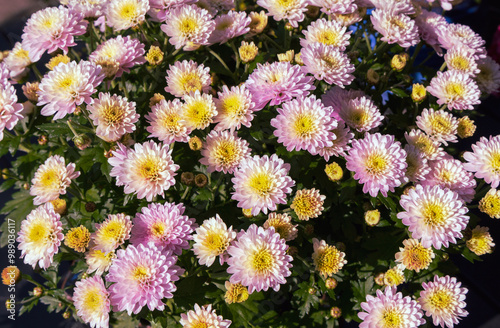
[246, 61, 315, 109]
[164, 60, 211, 97]
[346, 133, 407, 197]
[17, 203, 64, 269]
[257, 0, 308, 28]
[437, 23, 486, 59]
[37, 60, 104, 119]
[463, 135, 500, 188]
[405, 129, 445, 161]
[312, 238, 347, 278]
[338, 96, 383, 132]
[146, 99, 190, 144]
[209, 11, 251, 44]
[88, 92, 139, 142]
[213, 84, 258, 132]
[181, 91, 218, 130]
[466, 226, 495, 256]
[415, 9, 448, 49]
[383, 264, 405, 287]
[106, 0, 150, 31]
[331, 6, 366, 26]
[404, 144, 431, 183]
[418, 275, 468, 328]
[200, 130, 251, 174]
[395, 238, 435, 273]
[231, 154, 295, 216]
[30, 155, 80, 205]
[196, 0, 235, 16]
[479, 188, 500, 219]
[270, 95, 338, 154]
[291, 189, 326, 221]
[358, 286, 426, 328]
[73, 276, 110, 328]
[67, 0, 107, 18]
[398, 184, 469, 249]
[321, 85, 365, 115]
[65, 226, 90, 253]
[301, 43, 355, 87]
[89, 36, 145, 79]
[161, 5, 215, 51]
[180, 304, 232, 328]
[149, 0, 197, 21]
[264, 213, 298, 241]
[445, 45, 480, 77]
[370, 9, 420, 48]
[227, 224, 292, 293]
[307, 0, 357, 15]
[318, 121, 354, 161]
[224, 281, 249, 304]
[416, 108, 458, 145]
[371, 0, 415, 15]
[192, 214, 237, 267]
[130, 202, 196, 255]
[475, 56, 500, 95]
[427, 70, 481, 111]
[21, 6, 87, 61]
[3, 42, 32, 79]
[92, 213, 132, 253]
[107, 242, 184, 314]
[300, 18, 351, 50]
[0, 80, 24, 142]
[85, 244, 116, 276]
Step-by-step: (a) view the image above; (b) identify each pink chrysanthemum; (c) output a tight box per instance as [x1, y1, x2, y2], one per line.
[200, 130, 251, 174]
[445, 45, 480, 77]
[92, 213, 132, 253]
[146, 99, 191, 144]
[106, 0, 150, 31]
[405, 129, 445, 161]
[338, 96, 383, 132]
[404, 144, 431, 183]
[321, 86, 365, 117]
[476, 56, 500, 95]
[130, 202, 196, 255]
[213, 84, 258, 132]
[73, 275, 110, 328]
[397, 184, 469, 249]
[307, 0, 357, 15]
[257, 0, 308, 28]
[180, 304, 232, 328]
[358, 286, 425, 328]
[427, 70, 481, 111]
[37, 60, 104, 119]
[371, 0, 415, 15]
[17, 203, 64, 269]
[345, 133, 407, 197]
[370, 9, 420, 48]
[30, 155, 80, 205]
[416, 108, 458, 145]
[67, 0, 107, 18]
[419, 275, 468, 328]
[108, 143, 129, 187]
[181, 91, 218, 130]
[107, 242, 183, 314]
[300, 18, 351, 50]
[231, 154, 295, 216]
[312, 238, 347, 277]
[271, 95, 337, 154]
[164, 60, 211, 97]
[209, 11, 251, 44]
[149, 0, 197, 21]
[3, 42, 33, 79]
[0, 80, 24, 141]
[227, 224, 292, 293]
[463, 135, 500, 188]
[437, 23, 486, 59]
[317, 121, 354, 160]
[301, 43, 355, 87]
[246, 61, 315, 109]
[415, 9, 448, 49]
[85, 244, 116, 276]
[21, 6, 87, 62]
[161, 5, 215, 51]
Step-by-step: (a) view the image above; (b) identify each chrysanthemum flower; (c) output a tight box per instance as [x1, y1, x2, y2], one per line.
[457, 116, 476, 139]
[475, 56, 500, 95]
[405, 129, 445, 161]
[17, 203, 64, 269]
[248, 10, 268, 35]
[64, 226, 90, 253]
[331, 6, 365, 26]
[463, 135, 500, 188]
[231, 154, 295, 216]
[213, 84, 258, 132]
[370, 9, 420, 48]
[196, 0, 234, 16]
[107, 242, 183, 314]
[85, 244, 116, 276]
[445, 45, 480, 77]
[318, 121, 354, 161]
[257, 0, 308, 28]
[466, 226, 494, 256]
[67, 0, 107, 18]
[161, 5, 215, 51]
[164, 60, 211, 97]
[21, 6, 87, 61]
[271, 95, 338, 154]
[181, 91, 218, 130]
[418, 275, 468, 328]
[478, 188, 500, 219]
[227, 224, 292, 293]
[312, 238, 347, 278]
[105, 0, 149, 31]
[224, 281, 249, 304]
[301, 43, 355, 87]
[200, 130, 250, 174]
[300, 18, 351, 50]
[37, 60, 104, 119]
[3, 42, 32, 79]
[146, 99, 190, 144]
[192, 214, 236, 267]
[416, 108, 458, 145]
[404, 145, 431, 183]
[371, 0, 415, 15]
[346, 133, 407, 197]
[149, 0, 197, 21]
[308, 0, 357, 15]
[427, 70, 481, 111]
[395, 238, 435, 273]
[398, 184, 469, 249]
[321, 85, 365, 116]
[88, 92, 139, 142]
[246, 61, 315, 109]
[415, 9, 448, 49]
[130, 202, 196, 255]
[46, 54, 70, 71]
[180, 303, 232, 328]
[1, 266, 20, 285]
[358, 286, 425, 328]
[73, 276, 110, 328]
[383, 264, 405, 287]
[264, 213, 298, 241]
[291, 188, 326, 221]
[30, 155, 80, 205]
[0, 81, 24, 142]
[437, 23, 486, 59]
[338, 96, 383, 132]
[209, 11, 251, 44]
[92, 213, 132, 253]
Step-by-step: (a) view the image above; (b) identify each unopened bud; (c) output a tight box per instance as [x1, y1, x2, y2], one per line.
[305, 5, 320, 18]
[374, 272, 385, 286]
[33, 287, 43, 297]
[330, 306, 342, 319]
[242, 208, 253, 218]
[325, 277, 338, 289]
[249, 11, 268, 35]
[73, 135, 91, 150]
[364, 209, 380, 227]
[23, 183, 29, 190]
[62, 311, 71, 319]
[38, 135, 48, 145]
[149, 93, 165, 108]
[181, 172, 195, 186]
[285, 22, 294, 31]
[457, 116, 476, 139]
[1, 266, 21, 285]
[50, 198, 67, 215]
[188, 136, 203, 151]
[391, 53, 409, 71]
[1, 168, 9, 180]
[294, 52, 304, 65]
[411, 83, 427, 103]
[239, 41, 258, 64]
[22, 82, 40, 102]
[73, 106, 82, 116]
[85, 201, 96, 212]
[325, 162, 343, 182]
[366, 68, 379, 85]
[278, 50, 294, 63]
[145, 46, 164, 66]
[308, 287, 317, 295]
[194, 173, 208, 188]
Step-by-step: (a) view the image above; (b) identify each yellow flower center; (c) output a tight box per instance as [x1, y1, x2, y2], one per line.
[179, 18, 198, 36]
[27, 222, 49, 244]
[118, 2, 138, 21]
[314, 245, 344, 277]
[102, 105, 125, 126]
[414, 135, 437, 158]
[389, 17, 406, 29]
[251, 248, 274, 274]
[248, 172, 274, 196]
[449, 56, 470, 71]
[58, 75, 76, 91]
[429, 290, 453, 311]
[203, 231, 226, 254]
[222, 95, 244, 117]
[429, 115, 453, 135]
[422, 203, 447, 227]
[215, 141, 239, 166]
[479, 192, 500, 218]
[381, 308, 404, 328]
[46, 54, 70, 70]
[321, 55, 340, 69]
[293, 114, 316, 138]
[489, 152, 500, 174]
[41, 16, 55, 29]
[132, 265, 150, 283]
[445, 82, 465, 98]
[101, 220, 126, 242]
[349, 110, 370, 128]
[384, 269, 404, 286]
[184, 100, 213, 129]
[39, 168, 60, 189]
[150, 222, 166, 239]
[161, 112, 182, 132]
[438, 170, 455, 183]
[318, 30, 341, 46]
[83, 289, 104, 313]
[277, 0, 295, 9]
[365, 153, 388, 175]
[180, 72, 202, 94]
[293, 195, 314, 216]
[403, 244, 433, 271]
[192, 323, 208, 328]
[138, 157, 162, 181]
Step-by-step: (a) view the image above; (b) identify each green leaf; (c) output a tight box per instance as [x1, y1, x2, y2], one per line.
[37, 122, 72, 137]
[390, 88, 408, 98]
[0, 179, 16, 193]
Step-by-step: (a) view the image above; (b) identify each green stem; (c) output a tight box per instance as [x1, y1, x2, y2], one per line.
[229, 40, 241, 71]
[207, 47, 236, 82]
[439, 62, 447, 72]
[364, 32, 373, 55]
[261, 33, 284, 52]
[66, 120, 79, 137]
[30, 64, 43, 80]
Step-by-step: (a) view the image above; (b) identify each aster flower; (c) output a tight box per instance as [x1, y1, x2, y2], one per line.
[209, 11, 251, 44]
[192, 214, 236, 267]
[395, 238, 435, 273]
[224, 281, 249, 304]
[164, 60, 211, 97]
[146, 99, 191, 144]
[427, 70, 481, 111]
[418, 275, 468, 328]
[231, 154, 295, 216]
[475, 56, 500, 95]
[227, 224, 292, 293]
[85, 244, 116, 276]
[345, 133, 407, 197]
[107, 242, 184, 314]
[479, 188, 500, 219]
[358, 286, 425, 328]
[463, 135, 500, 188]
[257, 0, 308, 28]
[404, 144, 431, 183]
[445, 45, 480, 77]
[246, 61, 315, 109]
[415, 9, 448, 49]
[371, 0, 415, 15]
[300, 18, 351, 50]
[17, 203, 64, 269]
[437, 23, 486, 59]
[130, 202, 196, 255]
[405, 129, 445, 161]
[196, 0, 235, 16]
[21, 6, 87, 61]
[398, 184, 469, 249]
[65, 226, 90, 253]
[264, 213, 298, 241]
[30, 155, 80, 205]
[338, 96, 383, 132]
[200, 130, 251, 174]
[37, 60, 104, 120]
[307, 0, 357, 15]
[92, 213, 132, 253]
[383, 264, 405, 287]
[370, 9, 420, 48]
[149, 0, 197, 21]
[106, 0, 150, 31]
[317, 121, 354, 161]
[3, 42, 32, 79]
[416, 108, 458, 145]
[291, 189, 326, 221]
[180, 304, 232, 328]
[0, 81, 23, 142]
[312, 238, 347, 278]
[73, 276, 110, 328]
[67, 0, 107, 18]
[161, 5, 215, 51]
[181, 91, 218, 130]
[467, 226, 495, 256]
[213, 84, 258, 132]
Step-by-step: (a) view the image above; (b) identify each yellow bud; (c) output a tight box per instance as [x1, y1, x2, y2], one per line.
[325, 162, 343, 182]
[391, 53, 409, 71]
[364, 209, 381, 227]
[366, 68, 380, 85]
[411, 83, 427, 103]
[50, 198, 67, 215]
[188, 136, 203, 151]
[46, 54, 70, 70]
[249, 11, 268, 35]
[149, 93, 165, 108]
[145, 46, 164, 65]
[457, 116, 476, 139]
[239, 41, 258, 64]
[278, 50, 294, 63]
[294, 52, 304, 65]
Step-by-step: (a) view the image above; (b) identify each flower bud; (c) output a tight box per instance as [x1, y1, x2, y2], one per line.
[294, 52, 304, 65]
[1, 266, 21, 285]
[391, 53, 409, 71]
[22, 82, 40, 102]
[149, 93, 165, 108]
[325, 277, 338, 289]
[411, 83, 427, 103]
[62, 311, 71, 319]
[33, 287, 43, 297]
[224, 282, 249, 304]
[73, 134, 91, 150]
[38, 135, 48, 145]
[278, 50, 294, 63]
[51, 198, 67, 215]
[188, 136, 203, 151]
[325, 162, 343, 182]
[194, 173, 208, 188]
[457, 116, 476, 139]
[364, 209, 380, 227]
[374, 272, 385, 286]
[305, 5, 320, 18]
[239, 41, 258, 64]
[308, 287, 317, 295]
[1, 168, 9, 180]
[284, 22, 294, 31]
[249, 11, 268, 34]
[366, 68, 379, 85]
[330, 306, 342, 319]
[181, 172, 195, 186]
[23, 183, 29, 190]
[145, 46, 164, 66]
[242, 208, 253, 218]
[85, 201, 97, 212]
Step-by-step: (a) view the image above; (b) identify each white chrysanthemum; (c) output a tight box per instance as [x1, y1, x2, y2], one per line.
[404, 144, 431, 183]
[180, 304, 232, 328]
[182, 91, 218, 130]
[370, 9, 420, 48]
[300, 18, 351, 50]
[257, 0, 308, 28]
[208, 10, 251, 45]
[200, 130, 251, 174]
[146, 99, 191, 144]
[85, 244, 116, 276]
[92, 213, 132, 253]
[3, 42, 32, 78]
[463, 135, 500, 189]
[405, 129, 445, 161]
[213, 84, 258, 132]
[106, 0, 150, 31]
[427, 70, 481, 111]
[445, 45, 480, 77]
[437, 23, 486, 59]
[476, 56, 500, 95]
[338, 96, 383, 132]
[73, 276, 110, 328]
[308, 0, 357, 15]
[67, 0, 107, 18]
[416, 108, 458, 145]
[371, 0, 415, 15]
[164, 60, 211, 97]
